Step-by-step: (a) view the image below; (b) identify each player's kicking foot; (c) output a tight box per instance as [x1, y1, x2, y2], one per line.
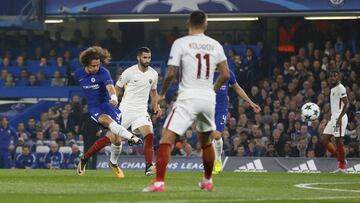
[145, 163, 156, 176]
[198, 178, 213, 191]
[142, 183, 165, 192]
[108, 161, 125, 178]
[77, 158, 86, 176]
[128, 135, 143, 146]
[212, 159, 222, 174]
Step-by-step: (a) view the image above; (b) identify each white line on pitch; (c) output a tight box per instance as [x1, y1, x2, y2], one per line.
[294, 182, 360, 193]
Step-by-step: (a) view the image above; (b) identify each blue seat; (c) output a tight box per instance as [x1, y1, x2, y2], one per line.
[39, 79, 52, 86]
[16, 79, 29, 86]
[41, 66, 66, 78]
[27, 66, 40, 75]
[7, 66, 22, 77]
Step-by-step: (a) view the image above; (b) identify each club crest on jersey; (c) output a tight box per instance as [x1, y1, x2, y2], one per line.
[91, 77, 96, 83]
[149, 79, 153, 84]
[328, 0, 345, 8]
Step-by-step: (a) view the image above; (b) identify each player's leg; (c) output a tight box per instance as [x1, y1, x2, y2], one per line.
[142, 128, 176, 192]
[212, 111, 225, 174]
[135, 114, 156, 176]
[335, 137, 346, 172]
[195, 100, 216, 191]
[212, 131, 223, 174]
[143, 102, 193, 192]
[137, 125, 156, 175]
[77, 131, 114, 176]
[98, 114, 142, 143]
[322, 119, 338, 158]
[198, 131, 215, 191]
[335, 116, 348, 172]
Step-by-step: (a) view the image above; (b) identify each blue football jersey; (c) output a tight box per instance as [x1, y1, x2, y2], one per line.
[213, 70, 236, 112]
[75, 67, 114, 107]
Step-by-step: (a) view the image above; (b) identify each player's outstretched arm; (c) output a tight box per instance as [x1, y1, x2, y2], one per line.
[159, 65, 178, 99]
[214, 61, 230, 91]
[106, 84, 119, 106]
[233, 83, 261, 113]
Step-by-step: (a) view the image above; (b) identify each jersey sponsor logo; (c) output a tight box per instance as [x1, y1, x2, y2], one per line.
[149, 79, 153, 84]
[91, 77, 96, 83]
[288, 160, 320, 173]
[234, 159, 267, 172]
[328, 0, 345, 8]
[82, 84, 100, 89]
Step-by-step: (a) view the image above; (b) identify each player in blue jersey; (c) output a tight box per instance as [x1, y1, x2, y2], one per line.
[75, 46, 142, 177]
[212, 70, 261, 174]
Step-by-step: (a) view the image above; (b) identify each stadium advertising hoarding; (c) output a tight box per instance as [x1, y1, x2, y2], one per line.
[97, 155, 360, 173]
[46, 0, 360, 15]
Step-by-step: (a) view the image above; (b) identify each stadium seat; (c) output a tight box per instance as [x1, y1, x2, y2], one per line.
[59, 146, 72, 154]
[16, 79, 28, 86]
[15, 146, 23, 154]
[78, 145, 84, 153]
[36, 145, 50, 153]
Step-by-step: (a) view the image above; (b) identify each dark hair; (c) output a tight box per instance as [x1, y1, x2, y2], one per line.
[189, 10, 206, 27]
[137, 47, 151, 56]
[79, 46, 111, 67]
[330, 69, 340, 75]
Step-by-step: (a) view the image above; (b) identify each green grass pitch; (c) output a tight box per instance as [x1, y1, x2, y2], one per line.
[0, 169, 359, 203]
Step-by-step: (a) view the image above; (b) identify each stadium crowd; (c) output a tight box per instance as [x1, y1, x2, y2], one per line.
[1, 20, 360, 169]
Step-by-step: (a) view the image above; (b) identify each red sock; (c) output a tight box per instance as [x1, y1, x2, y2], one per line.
[156, 143, 171, 182]
[83, 136, 111, 161]
[144, 133, 154, 165]
[325, 141, 338, 158]
[337, 144, 345, 165]
[202, 143, 215, 180]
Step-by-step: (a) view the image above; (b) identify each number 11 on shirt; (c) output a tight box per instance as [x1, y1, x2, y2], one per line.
[196, 53, 210, 79]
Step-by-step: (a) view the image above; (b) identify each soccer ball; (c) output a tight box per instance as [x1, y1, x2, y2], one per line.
[301, 102, 320, 122]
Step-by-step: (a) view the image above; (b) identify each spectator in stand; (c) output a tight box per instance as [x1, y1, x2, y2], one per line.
[65, 144, 81, 169]
[59, 109, 76, 133]
[39, 57, 48, 67]
[0, 117, 17, 168]
[51, 70, 66, 87]
[4, 73, 15, 87]
[2, 57, 10, 68]
[26, 117, 38, 139]
[28, 75, 38, 86]
[44, 142, 64, 169]
[15, 56, 26, 68]
[14, 145, 36, 169]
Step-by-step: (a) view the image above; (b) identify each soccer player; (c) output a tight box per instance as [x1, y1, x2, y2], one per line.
[322, 70, 348, 172]
[212, 70, 261, 174]
[143, 10, 230, 192]
[115, 47, 161, 176]
[75, 46, 142, 177]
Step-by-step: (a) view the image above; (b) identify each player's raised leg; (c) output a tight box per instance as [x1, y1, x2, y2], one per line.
[77, 132, 112, 176]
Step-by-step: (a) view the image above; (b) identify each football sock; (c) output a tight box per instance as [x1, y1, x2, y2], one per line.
[144, 133, 154, 165]
[109, 122, 133, 140]
[83, 136, 111, 161]
[110, 143, 122, 164]
[156, 143, 171, 182]
[337, 143, 345, 165]
[202, 143, 215, 180]
[213, 138, 223, 161]
[325, 141, 338, 158]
